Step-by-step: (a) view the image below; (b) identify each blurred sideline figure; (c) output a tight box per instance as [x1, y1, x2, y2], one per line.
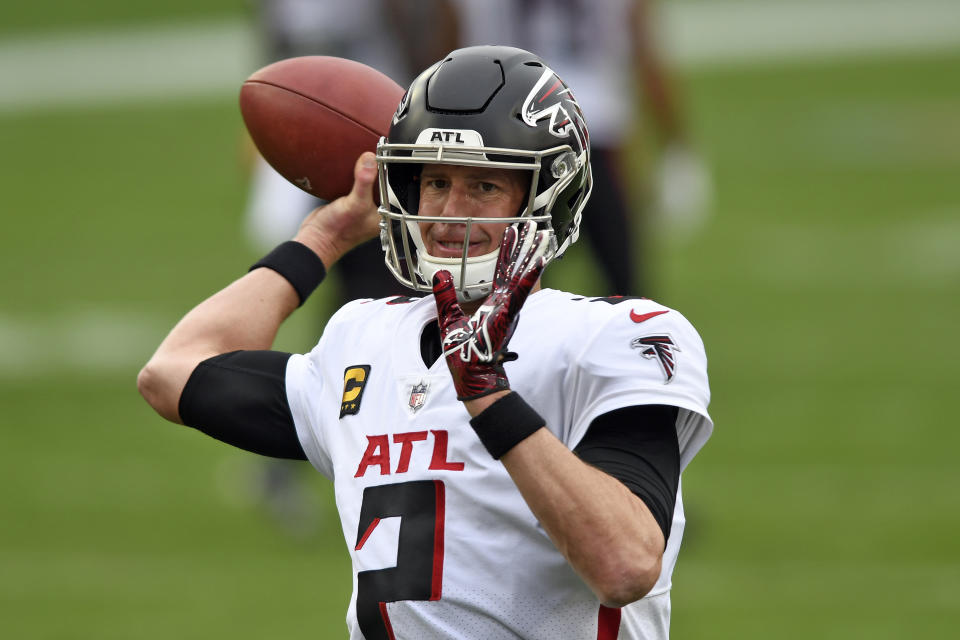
[453, 0, 712, 295]
[241, 0, 458, 537]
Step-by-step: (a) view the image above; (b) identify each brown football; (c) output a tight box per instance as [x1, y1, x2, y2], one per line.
[239, 56, 405, 201]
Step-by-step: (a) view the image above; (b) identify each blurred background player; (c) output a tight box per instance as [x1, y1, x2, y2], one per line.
[453, 0, 712, 296]
[240, 0, 458, 537]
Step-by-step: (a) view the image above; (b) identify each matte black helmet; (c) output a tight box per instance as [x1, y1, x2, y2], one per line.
[376, 45, 592, 301]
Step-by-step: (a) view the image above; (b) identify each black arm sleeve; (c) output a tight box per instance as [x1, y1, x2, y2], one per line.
[178, 350, 307, 460]
[573, 405, 680, 540]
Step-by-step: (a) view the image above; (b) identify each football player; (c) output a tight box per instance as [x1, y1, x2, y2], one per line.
[139, 46, 712, 639]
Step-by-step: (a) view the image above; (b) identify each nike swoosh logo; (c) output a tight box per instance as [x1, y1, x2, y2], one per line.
[630, 309, 669, 323]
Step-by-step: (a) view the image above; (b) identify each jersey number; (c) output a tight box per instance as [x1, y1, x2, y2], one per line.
[355, 480, 445, 640]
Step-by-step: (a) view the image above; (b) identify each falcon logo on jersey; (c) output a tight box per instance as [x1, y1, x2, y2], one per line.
[631, 335, 679, 384]
[408, 382, 428, 412]
[522, 68, 586, 143]
[340, 365, 371, 418]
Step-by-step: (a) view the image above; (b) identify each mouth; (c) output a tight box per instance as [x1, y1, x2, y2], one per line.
[430, 238, 489, 258]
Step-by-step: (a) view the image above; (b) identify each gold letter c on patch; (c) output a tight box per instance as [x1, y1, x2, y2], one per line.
[340, 365, 371, 418]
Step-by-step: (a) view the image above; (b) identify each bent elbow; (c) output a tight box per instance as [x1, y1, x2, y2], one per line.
[136, 361, 162, 411]
[137, 359, 183, 424]
[595, 553, 662, 608]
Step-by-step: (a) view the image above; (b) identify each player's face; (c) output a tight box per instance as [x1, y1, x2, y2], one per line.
[417, 164, 529, 258]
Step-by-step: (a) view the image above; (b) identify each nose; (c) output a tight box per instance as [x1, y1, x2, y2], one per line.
[438, 182, 469, 219]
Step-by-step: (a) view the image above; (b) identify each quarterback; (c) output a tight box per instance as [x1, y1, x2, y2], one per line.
[139, 46, 712, 639]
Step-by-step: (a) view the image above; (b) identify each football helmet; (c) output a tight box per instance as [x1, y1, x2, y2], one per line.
[376, 45, 592, 301]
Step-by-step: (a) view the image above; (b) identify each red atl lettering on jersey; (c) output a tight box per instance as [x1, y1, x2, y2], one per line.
[393, 431, 428, 473]
[355, 430, 465, 477]
[355, 435, 391, 476]
[428, 430, 464, 471]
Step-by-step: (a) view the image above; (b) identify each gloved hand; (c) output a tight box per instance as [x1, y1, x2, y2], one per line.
[432, 222, 547, 401]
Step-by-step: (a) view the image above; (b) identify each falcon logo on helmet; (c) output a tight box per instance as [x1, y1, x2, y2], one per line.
[631, 335, 680, 384]
[522, 69, 589, 151]
[392, 89, 411, 125]
[523, 69, 577, 137]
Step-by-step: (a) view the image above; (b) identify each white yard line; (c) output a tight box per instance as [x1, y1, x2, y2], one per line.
[1, 1, 959, 111]
[0, 309, 170, 378]
[739, 214, 960, 291]
[663, 0, 960, 67]
[0, 19, 259, 111]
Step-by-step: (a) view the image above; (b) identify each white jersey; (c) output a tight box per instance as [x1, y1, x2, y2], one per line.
[286, 289, 712, 639]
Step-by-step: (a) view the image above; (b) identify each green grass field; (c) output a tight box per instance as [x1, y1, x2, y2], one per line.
[2, 2, 959, 638]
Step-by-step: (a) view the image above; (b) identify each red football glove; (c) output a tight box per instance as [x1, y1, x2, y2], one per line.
[433, 222, 548, 401]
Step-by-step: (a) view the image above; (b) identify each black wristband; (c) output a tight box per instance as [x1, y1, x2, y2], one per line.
[249, 241, 326, 306]
[469, 392, 545, 460]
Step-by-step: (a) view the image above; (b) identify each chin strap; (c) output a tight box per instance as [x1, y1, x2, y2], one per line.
[417, 247, 500, 303]
[419, 222, 556, 303]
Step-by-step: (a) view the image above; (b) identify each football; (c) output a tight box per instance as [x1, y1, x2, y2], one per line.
[239, 56, 405, 201]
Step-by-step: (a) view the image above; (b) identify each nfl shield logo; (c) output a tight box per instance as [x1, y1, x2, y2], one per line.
[408, 382, 428, 412]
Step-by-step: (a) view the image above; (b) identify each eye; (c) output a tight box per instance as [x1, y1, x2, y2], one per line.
[478, 181, 498, 193]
